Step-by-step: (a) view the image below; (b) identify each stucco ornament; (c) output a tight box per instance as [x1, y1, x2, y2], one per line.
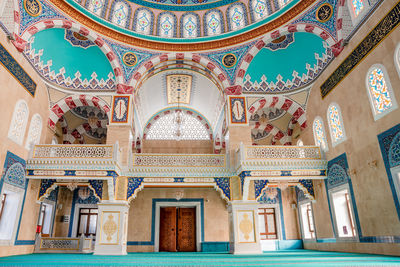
[103, 214, 118, 241]
[239, 213, 253, 240]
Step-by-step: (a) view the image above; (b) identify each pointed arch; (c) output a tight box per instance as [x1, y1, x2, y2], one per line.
[25, 113, 43, 149]
[48, 95, 110, 130]
[248, 96, 307, 130]
[129, 53, 230, 92]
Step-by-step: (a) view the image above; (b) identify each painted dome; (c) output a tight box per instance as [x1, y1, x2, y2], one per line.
[66, 0, 300, 42]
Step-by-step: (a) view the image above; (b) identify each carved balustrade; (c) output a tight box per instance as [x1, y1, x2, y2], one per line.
[34, 235, 93, 253]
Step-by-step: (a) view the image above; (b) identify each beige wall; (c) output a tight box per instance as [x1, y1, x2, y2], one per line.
[142, 140, 213, 154]
[281, 188, 300, 240]
[0, 29, 52, 256]
[53, 188, 74, 237]
[301, 0, 400, 255]
[127, 188, 229, 252]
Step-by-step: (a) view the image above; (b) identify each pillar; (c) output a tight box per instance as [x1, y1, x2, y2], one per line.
[93, 201, 129, 255]
[106, 95, 134, 165]
[228, 201, 262, 254]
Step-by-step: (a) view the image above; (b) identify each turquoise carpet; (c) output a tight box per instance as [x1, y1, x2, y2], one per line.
[1, 250, 400, 266]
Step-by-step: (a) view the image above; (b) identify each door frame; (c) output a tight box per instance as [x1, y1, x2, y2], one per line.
[155, 202, 201, 252]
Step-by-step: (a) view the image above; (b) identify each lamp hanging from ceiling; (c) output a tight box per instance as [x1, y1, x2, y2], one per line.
[173, 78, 184, 141]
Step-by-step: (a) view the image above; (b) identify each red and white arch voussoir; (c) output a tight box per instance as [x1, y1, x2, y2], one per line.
[48, 95, 110, 129]
[63, 120, 108, 144]
[253, 122, 291, 145]
[249, 96, 307, 130]
[130, 53, 230, 91]
[19, 19, 124, 89]
[236, 23, 336, 86]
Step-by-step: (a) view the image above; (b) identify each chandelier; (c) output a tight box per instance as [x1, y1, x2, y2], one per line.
[173, 79, 184, 141]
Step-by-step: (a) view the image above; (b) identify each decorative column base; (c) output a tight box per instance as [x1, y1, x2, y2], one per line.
[228, 201, 262, 254]
[93, 201, 129, 255]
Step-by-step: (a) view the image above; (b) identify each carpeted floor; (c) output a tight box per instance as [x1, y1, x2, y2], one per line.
[1, 250, 400, 266]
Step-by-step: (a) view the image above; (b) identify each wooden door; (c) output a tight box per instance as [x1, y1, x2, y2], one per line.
[177, 208, 196, 252]
[159, 207, 177, 252]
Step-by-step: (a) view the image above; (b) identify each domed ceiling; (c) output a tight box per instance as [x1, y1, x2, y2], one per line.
[25, 28, 115, 91]
[243, 32, 333, 94]
[56, 0, 305, 42]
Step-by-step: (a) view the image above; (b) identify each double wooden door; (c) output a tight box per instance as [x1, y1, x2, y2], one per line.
[159, 207, 196, 252]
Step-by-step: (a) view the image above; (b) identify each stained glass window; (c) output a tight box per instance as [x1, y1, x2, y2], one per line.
[182, 14, 198, 38]
[327, 103, 346, 146]
[351, 0, 364, 17]
[111, 2, 128, 27]
[313, 117, 328, 151]
[159, 13, 175, 38]
[25, 113, 42, 150]
[251, 0, 267, 21]
[146, 111, 210, 140]
[135, 9, 152, 35]
[229, 4, 246, 30]
[8, 99, 29, 146]
[88, 0, 104, 15]
[367, 67, 394, 117]
[205, 11, 222, 36]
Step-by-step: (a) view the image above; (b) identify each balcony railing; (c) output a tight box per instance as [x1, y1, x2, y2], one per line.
[235, 143, 325, 171]
[30, 144, 119, 161]
[133, 153, 226, 167]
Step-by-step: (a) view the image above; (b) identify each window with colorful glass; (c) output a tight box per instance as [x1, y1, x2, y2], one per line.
[158, 13, 175, 38]
[88, 0, 104, 16]
[251, 0, 267, 21]
[205, 10, 223, 36]
[135, 9, 153, 35]
[111, 2, 128, 27]
[313, 117, 328, 152]
[228, 4, 246, 31]
[366, 65, 397, 120]
[327, 103, 346, 147]
[181, 14, 199, 38]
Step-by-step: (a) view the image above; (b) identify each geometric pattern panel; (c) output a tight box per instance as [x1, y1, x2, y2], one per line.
[1, 151, 26, 189]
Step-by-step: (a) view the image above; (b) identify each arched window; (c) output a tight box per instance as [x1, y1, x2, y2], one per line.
[204, 10, 224, 36]
[227, 3, 248, 31]
[87, 0, 104, 16]
[110, 0, 130, 28]
[8, 100, 29, 146]
[327, 103, 346, 147]
[145, 110, 211, 140]
[25, 114, 42, 150]
[250, 0, 267, 22]
[366, 64, 398, 120]
[157, 12, 177, 38]
[134, 8, 154, 35]
[180, 13, 200, 38]
[313, 117, 328, 152]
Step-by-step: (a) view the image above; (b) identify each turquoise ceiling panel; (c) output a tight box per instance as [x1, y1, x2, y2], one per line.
[245, 32, 328, 83]
[30, 28, 113, 82]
